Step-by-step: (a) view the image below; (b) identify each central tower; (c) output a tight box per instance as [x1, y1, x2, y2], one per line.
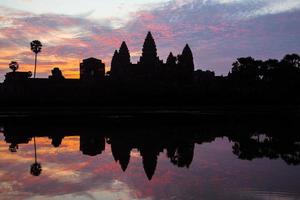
[139, 31, 159, 66]
[138, 31, 163, 80]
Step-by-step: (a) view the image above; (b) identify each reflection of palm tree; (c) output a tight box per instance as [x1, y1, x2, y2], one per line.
[30, 136, 42, 176]
[30, 40, 42, 78]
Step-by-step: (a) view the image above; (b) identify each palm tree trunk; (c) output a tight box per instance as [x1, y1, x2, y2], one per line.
[33, 53, 38, 163]
[34, 53, 37, 78]
[33, 136, 37, 163]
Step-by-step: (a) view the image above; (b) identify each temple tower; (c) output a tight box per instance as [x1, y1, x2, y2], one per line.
[139, 32, 159, 66]
[110, 42, 131, 80]
[178, 44, 194, 82]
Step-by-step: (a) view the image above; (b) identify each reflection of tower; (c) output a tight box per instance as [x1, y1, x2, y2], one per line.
[166, 143, 177, 159]
[80, 135, 105, 156]
[139, 145, 160, 180]
[49, 135, 64, 148]
[111, 141, 131, 171]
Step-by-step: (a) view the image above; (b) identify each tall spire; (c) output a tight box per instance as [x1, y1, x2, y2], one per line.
[182, 44, 193, 60]
[179, 44, 194, 71]
[177, 44, 195, 83]
[140, 31, 158, 65]
[111, 50, 119, 72]
[119, 41, 130, 65]
[166, 52, 176, 66]
[142, 151, 157, 180]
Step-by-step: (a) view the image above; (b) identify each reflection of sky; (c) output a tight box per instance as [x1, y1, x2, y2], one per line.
[0, 135, 300, 200]
[0, 0, 300, 81]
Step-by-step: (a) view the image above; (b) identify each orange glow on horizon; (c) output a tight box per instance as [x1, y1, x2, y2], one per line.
[0, 49, 112, 79]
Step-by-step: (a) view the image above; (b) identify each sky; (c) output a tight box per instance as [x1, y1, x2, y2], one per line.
[0, 0, 300, 81]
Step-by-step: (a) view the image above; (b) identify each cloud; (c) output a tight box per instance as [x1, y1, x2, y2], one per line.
[248, 0, 300, 18]
[169, 0, 300, 19]
[127, 0, 300, 73]
[0, 0, 300, 82]
[0, 8, 121, 80]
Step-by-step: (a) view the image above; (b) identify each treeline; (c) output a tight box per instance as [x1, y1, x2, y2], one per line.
[190, 53, 300, 105]
[228, 53, 300, 84]
[223, 53, 300, 104]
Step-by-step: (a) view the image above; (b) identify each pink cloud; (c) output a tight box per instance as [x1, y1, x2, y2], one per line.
[1, 1, 300, 82]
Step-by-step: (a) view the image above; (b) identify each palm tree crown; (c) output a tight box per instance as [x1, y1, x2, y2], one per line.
[30, 40, 42, 54]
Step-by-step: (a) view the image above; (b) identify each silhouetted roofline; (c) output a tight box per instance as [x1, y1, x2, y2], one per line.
[83, 57, 102, 62]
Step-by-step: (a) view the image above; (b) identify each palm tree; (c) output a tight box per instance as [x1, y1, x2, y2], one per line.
[30, 136, 42, 176]
[30, 40, 42, 78]
[9, 61, 19, 72]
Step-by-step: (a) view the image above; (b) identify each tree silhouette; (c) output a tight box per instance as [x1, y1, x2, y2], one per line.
[9, 61, 19, 72]
[230, 57, 263, 81]
[282, 54, 300, 68]
[260, 59, 279, 81]
[30, 137, 42, 176]
[30, 40, 42, 78]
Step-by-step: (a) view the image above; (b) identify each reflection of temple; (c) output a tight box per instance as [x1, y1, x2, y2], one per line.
[2, 115, 300, 179]
[2, 126, 196, 180]
[110, 139, 131, 171]
[49, 135, 64, 147]
[109, 137, 167, 180]
[110, 32, 194, 83]
[3, 126, 31, 152]
[140, 145, 160, 180]
[80, 135, 105, 156]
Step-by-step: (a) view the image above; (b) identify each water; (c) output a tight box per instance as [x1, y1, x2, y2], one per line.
[0, 115, 299, 200]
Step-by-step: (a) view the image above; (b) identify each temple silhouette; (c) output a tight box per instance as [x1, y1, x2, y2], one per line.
[0, 31, 300, 108]
[110, 32, 194, 83]
[1, 31, 194, 85]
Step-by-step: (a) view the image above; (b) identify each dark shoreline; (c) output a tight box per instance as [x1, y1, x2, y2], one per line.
[0, 105, 300, 118]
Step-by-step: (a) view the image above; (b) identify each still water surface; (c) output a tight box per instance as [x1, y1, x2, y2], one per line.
[0, 116, 300, 200]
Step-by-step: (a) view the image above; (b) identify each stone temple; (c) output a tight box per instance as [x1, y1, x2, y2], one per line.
[110, 31, 194, 83]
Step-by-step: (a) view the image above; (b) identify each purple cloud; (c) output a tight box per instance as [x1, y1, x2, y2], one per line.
[0, 1, 300, 82]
